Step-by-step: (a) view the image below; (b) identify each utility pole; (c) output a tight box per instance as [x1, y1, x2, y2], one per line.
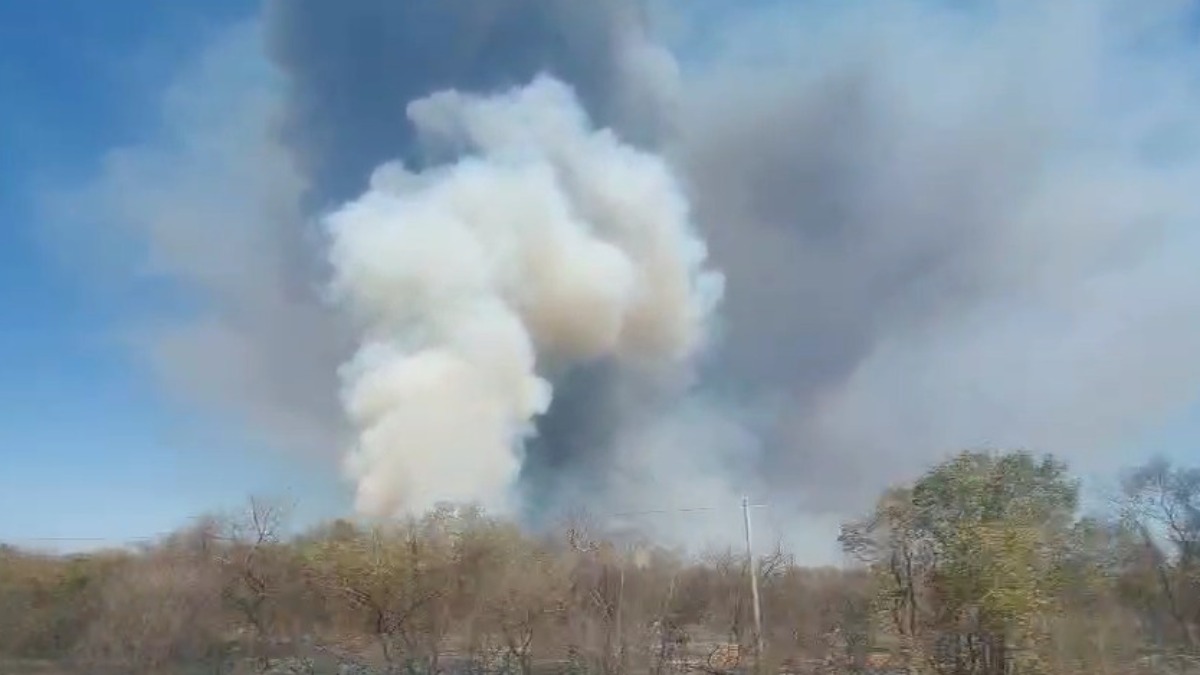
[742, 496, 764, 675]
[616, 554, 626, 672]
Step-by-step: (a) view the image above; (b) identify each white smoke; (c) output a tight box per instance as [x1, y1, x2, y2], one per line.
[324, 75, 724, 518]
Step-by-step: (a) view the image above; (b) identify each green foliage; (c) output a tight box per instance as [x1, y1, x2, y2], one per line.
[841, 450, 1085, 673]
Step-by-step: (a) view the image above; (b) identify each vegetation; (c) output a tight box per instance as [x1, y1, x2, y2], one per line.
[3, 451, 1200, 674]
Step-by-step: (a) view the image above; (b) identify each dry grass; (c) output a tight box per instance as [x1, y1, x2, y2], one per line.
[0, 659, 73, 675]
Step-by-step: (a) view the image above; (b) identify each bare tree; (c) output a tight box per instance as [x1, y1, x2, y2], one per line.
[215, 497, 294, 671]
[1122, 458, 1200, 653]
[76, 523, 229, 674]
[303, 520, 449, 674]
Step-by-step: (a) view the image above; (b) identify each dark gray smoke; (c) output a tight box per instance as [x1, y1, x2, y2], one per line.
[673, 0, 1200, 517]
[52, 0, 1200, 560]
[263, 0, 672, 205]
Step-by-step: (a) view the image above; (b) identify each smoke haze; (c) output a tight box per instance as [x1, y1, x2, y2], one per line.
[51, 0, 1200, 560]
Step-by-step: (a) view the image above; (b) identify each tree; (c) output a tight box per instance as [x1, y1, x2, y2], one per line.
[302, 520, 449, 674]
[478, 530, 569, 675]
[842, 450, 1079, 675]
[1121, 457, 1200, 653]
[76, 523, 230, 674]
[0, 546, 125, 660]
[214, 497, 301, 671]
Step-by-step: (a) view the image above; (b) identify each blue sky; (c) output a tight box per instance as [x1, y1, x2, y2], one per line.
[0, 0, 346, 549]
[1, 0, 1199, 552]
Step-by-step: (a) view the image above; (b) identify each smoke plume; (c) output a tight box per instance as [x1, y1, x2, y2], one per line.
[49, 0, 1200, 559]
[324, 76, 721, 517]
[673, 0, 1200, 518]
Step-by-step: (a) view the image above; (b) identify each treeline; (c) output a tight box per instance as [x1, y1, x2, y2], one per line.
[2, 451, 1200, 675]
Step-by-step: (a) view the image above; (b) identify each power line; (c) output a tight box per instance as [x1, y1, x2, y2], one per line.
[5, 535, 163, 543]
[606, 505, 719, 517]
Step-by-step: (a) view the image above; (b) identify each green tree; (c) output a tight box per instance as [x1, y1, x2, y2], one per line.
[842, 450, 1079, 675]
